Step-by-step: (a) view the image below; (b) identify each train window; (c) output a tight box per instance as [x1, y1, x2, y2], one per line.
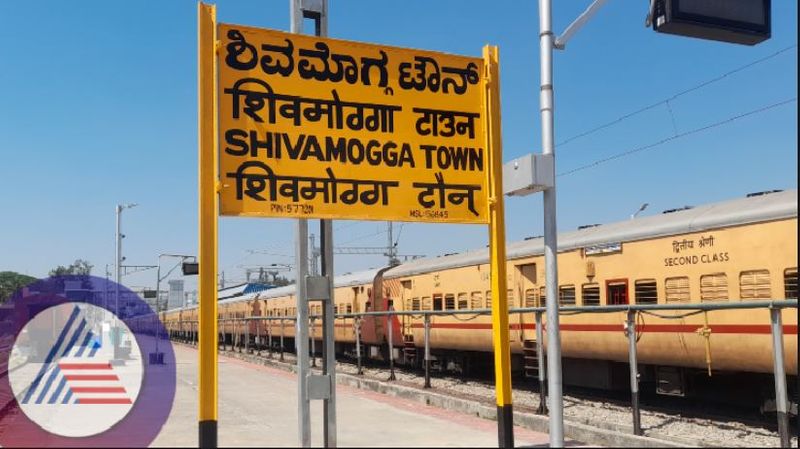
[784, 268, 798, 299]
[507, 289, 515, 306]
[422, 296, 431, 311]
[445, 294, 456, 310]
[524, 289, 536, 307]
[635, 279, 658, 304]
[558, 285, 576, 306]
[539, 286, 547, 303]
[457, 293, 469, 310]
[700, 273, 728, 301]
[433, 294, 443, 311]
[485, 290, 492, 309]
[582, 283, 600, 306]
[665, 277, 690, 302]
[401, 280, 412, 290]
[412, 298, 421, 311]
[471, 291, 483, 309]
[740, 270, 771, 299]
[347, 304, 353, 313]
[606, 280, 629, 305]
[405, 297, 413, 312]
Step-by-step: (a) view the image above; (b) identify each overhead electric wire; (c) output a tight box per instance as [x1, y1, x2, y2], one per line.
[394, 223, 406, 246]
[338, 228, 388, 246]
[556, 45, 797, 148]
[558, 97, 797, 177]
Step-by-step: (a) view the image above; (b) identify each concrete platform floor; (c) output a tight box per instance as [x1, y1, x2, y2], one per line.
[152, 345, 554, 447]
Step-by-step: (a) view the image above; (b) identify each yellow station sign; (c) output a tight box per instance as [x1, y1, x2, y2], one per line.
[217, 24, 489, 223]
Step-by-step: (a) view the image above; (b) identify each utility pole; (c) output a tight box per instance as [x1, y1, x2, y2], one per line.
[114, 203, 137, 361]
[310, 233, 320, 275]
[538, 0, 564, 445]
[386, 222, 398, 266]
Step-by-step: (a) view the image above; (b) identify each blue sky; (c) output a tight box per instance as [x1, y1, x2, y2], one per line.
[0, 1, 796, 292]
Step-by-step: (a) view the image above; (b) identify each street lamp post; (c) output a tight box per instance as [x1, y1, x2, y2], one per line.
[114, 203, 137, 361]
[631, 203, 650, 220]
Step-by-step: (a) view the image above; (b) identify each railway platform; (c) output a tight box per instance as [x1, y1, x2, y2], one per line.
[152, 345, 559, 447]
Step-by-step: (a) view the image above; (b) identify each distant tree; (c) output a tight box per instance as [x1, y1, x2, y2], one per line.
[49, 259, 94, 290]
[49, 259, 93, 277]
[272, 275, 294, 287]
[0, 271, 37, 303]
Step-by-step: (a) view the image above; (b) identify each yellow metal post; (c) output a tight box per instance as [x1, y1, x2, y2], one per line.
[483, 45, 514, 448]
[198, 3, 218, 448]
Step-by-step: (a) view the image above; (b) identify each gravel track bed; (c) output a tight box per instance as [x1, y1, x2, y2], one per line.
[232, 345, 797, 448]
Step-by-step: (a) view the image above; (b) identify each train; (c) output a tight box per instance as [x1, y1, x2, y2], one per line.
[162, 189, 797, 405]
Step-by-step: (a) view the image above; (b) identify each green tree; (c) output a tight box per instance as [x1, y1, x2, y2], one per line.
[0, 271, 37, 303]
[271, 275, 294, 287]
[49, 259, 94, 290]
[49, 259, 93, 277]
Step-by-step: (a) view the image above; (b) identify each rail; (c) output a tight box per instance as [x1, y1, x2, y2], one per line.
[159, 299, 797, 447]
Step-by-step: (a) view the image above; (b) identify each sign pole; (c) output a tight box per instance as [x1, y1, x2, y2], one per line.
[321, 218, 337, 447]
[197, 3, 219, 448]
[483, 45, 514, 448]
[295, 218, 311, 447]
[290, 15, 308, 447]
[538, 0, 565, 446]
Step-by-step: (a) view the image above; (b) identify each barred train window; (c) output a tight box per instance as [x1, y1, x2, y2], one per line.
[665, 277, 690, 302]
[700, 273, 728, 301]
[507, 289, 515, 306]
[346, 304, 353, 314]
[444, 294, 456, 310]
[405, 298, 413, 312]
[784, 268, 798, 299]
[582, 283, 600, 306]
[412, 298, 421, 311]
[471, 291, 483, 309]
[433, 294, 443, 311]
[422, 296, 431, 311]
[740, 270, 771, 299]
[558, 285, 576, 306]
[635, 279, 658, 304]
[485, 291, 492, 309]
[525, 289, 536, 307]
[457, 293, 469, 310]
[539, 286, 547, 303]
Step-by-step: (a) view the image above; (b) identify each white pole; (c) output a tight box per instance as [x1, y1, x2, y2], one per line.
[538, 0, 564, 445]
[115, 204, 122, 359]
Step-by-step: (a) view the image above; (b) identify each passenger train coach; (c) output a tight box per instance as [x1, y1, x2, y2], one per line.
[163, 189, 797, 402]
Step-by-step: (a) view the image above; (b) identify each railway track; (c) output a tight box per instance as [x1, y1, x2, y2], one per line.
[209, 342, 797, 448]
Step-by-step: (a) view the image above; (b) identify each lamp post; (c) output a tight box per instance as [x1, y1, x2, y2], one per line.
[114, 203, 138, 361]
[631, 203, 649, 220]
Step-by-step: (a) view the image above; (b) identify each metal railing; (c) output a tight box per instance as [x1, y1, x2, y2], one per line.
[162, 299, 797, 446]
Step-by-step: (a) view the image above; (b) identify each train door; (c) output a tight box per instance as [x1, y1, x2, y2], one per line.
[351, 286, 360, 314]
[400, 280, 412, 339]
[606, 279, 629, 305]
[515, 263, 537, 341]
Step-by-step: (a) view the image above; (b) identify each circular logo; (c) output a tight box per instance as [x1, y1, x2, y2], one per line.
[0, 275, 176, 447]
[10, 303, 144, 437]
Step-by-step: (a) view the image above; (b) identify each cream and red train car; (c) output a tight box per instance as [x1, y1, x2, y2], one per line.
[162, 189, 797, 400]
[381, 189, 797, 394]
[163, 269, 383, 353]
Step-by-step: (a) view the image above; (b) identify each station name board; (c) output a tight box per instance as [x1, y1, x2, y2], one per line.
[217, 25, 490, 223]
